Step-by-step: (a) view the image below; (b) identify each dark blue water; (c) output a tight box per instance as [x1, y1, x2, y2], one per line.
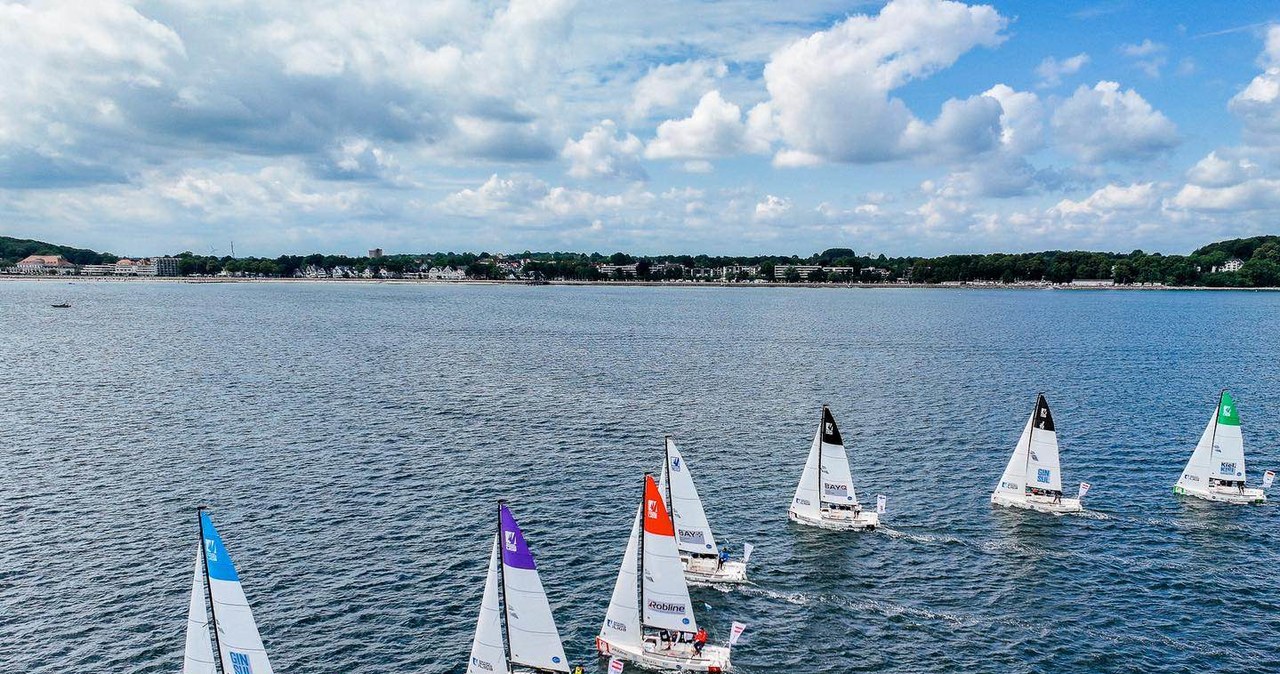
[3, 281, 1280, 673]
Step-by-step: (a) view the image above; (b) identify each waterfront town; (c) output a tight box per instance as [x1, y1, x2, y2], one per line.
[0, 235, 1271, 288]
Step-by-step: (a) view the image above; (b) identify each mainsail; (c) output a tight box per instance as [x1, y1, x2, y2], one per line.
[499, 504, 569, 673]
[641, 475, 698, 633]
[183, 548, 217, 674]
[663, 438, 719, 557]
[1179, 390, 1246, 488]
[600, 509, 642, 649]
[199, 510, 274, 674]
[467, 540, 509, 674]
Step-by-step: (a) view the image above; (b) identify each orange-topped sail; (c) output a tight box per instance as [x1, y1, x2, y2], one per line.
[643, 475, 675, 537]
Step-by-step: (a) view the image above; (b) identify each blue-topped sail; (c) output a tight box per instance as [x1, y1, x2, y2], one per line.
[197, 509, 275, 674]
[200, 510, 240, 582]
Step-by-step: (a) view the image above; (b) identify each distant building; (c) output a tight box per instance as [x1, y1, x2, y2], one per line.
[1070, 279, 1114, 287]
[1214, 258, 1245, 273]
[81, 264, 115, 275]
[16, 255, 77, 274]
[773, 265, 858, 280]
[599, 263, 640, 277]
[154, 257, 179, 277]
[368, 248, 384, 258]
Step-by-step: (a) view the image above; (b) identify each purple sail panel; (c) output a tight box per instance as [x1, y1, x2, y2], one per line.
[499, 504, 537, 570]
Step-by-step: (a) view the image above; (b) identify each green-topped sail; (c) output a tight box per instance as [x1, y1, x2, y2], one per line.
[1218, 390, 1240, 426]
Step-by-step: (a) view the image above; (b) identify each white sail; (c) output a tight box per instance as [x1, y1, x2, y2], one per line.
[641, 475, 698, 633]
[664, 438, 719, 557]
[790, 429, 822, 519]
[183, 547, 217, 674]
[599, 509, 642, 649]
[467, 540, 509, 674]
[199, 511, 274, 674]
[499, 504, 569, 672]
[819, 423, 857, 507]
[1179, 391, 1247, 488]
[1025, 413, 1062, 493]
[994, 415, 1032, 498]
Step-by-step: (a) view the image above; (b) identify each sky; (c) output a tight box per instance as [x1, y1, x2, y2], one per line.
[1, 0, 1279, 258]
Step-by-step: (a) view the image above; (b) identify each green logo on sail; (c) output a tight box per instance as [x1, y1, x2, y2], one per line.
[1218, 391, 1240, 426]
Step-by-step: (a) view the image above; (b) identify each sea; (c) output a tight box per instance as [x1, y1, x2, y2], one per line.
[3, 281, 1280, 673]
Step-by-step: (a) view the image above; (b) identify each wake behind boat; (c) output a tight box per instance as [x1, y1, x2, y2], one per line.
[183, 508, 274, 674]
[1174, 390, 1269, 504]
[597, 474, 737, 672]
[991, 394, 1089, 514]
[658, 437, 751, 585]
[467, 501, 571, 674]
[789, 406, 879, 531]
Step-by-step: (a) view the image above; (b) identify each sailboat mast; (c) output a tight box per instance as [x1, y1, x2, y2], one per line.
[197, 507, 227, 674]
[816, 406, 825, 503]
[496, 500, 513, 669]
[1207, 390, 1224, 477]
[664, 437, 672, 515]
[1022, 395, 1039, 488]
[638, 473, 647, 635]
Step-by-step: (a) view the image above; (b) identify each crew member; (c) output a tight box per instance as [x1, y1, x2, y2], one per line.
[693, 627, 708, 656]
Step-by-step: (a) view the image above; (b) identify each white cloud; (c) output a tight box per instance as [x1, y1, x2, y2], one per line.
[1185, 151, 1259, 188]
[644, 90, 768, 159]
[1035, 53, 1089, 88]
[754, 194, 792, 220]
[982, 84, 1044, 154]
[1229, 25, 1280, 145]
[628, 59, 728, 121]
[1052, 81, 1179, 163]
[754, 0, 1007, 163]
[561, 120, 646, 180]
[1120, 39, 1167, 77]
[1170, 179, 1280, 212]
[1051, 182, 1158, 216]
[438, 173, 552, 216]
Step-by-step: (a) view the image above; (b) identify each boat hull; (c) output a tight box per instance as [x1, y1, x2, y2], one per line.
[789, 509, 879, 531]
[990, 492, 1083, 514]
[1173, 485, 1266, 504]
[596, 635, 732, 672]
[681, 555, 747, 585]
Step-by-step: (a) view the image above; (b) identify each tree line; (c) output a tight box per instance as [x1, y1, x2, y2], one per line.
[4, 235, 1280, 287]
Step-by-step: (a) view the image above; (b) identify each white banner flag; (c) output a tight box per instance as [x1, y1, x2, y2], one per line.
[608, 657, 625, 673]
[729, 621, 747, 647]
[742, 542, 754, 564]
[1264, 470, 1275, 489]
[1078, 482, 1091, 499]
[876, 494, 887, 514]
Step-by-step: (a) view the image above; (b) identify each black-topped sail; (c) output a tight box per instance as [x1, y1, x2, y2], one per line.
[1033, 394, 1055, 432]
[821, 406, 843, 445]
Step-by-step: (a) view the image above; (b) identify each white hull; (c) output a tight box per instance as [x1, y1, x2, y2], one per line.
[1174, 485, 1266, 504]
[789, 508, 879, 531]
[681, 555, 747, 585]
[596, 635, 732, 672]
[990, 492, 1083, 514]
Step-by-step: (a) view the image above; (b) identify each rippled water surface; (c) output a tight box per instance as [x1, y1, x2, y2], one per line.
[4, 281, 1280, 673]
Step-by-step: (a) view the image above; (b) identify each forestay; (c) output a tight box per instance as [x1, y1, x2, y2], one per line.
[664, 438, 719, 557]
[641, 475, 698, 633]
[499, 504, 569, 672]
[468, 541, 509, 674]
[183, 548, 216, 674]
[199, 511, 274, 674]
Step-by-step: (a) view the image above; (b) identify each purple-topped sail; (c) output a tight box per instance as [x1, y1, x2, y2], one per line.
[499, 504, 537, 571]
[496, 503, 568, 671]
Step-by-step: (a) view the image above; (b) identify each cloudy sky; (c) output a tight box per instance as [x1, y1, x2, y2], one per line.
[2, 0, 1279, 257]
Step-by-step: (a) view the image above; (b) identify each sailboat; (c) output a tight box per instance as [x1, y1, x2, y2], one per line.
[1174, 390, 1268, 504]
[658, 437, 750, 585]
[467, 501, 570, 674]
[183, 507, 274, 674]
[991, 394, 1087, 514]
[597, 474, 735, 672]
[789, 405, 879, 531]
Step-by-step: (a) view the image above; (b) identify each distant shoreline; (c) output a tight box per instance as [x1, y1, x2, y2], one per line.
[4, 274, 1280, 291]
